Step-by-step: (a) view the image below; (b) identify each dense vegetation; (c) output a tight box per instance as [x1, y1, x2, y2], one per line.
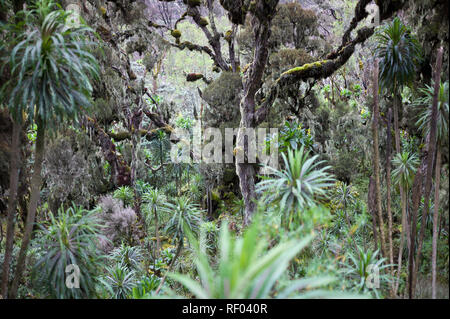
[0, 0, 448, 299]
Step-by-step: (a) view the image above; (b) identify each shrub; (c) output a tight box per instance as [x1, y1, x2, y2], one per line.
[32, 204, 105, 298]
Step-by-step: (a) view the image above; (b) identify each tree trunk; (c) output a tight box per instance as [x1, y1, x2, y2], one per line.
[154, 208, 160, 259]
[411, 47, 443, 297]
[236, 21, 272, 227]
[385, 107, 394, 279]
[1, 120, 21, 298]
[408, 163, 423, 299]
[431, 146, 441, 299]
[9, 121, 45, 299]
[371, 59, 387, 259]
[394, 187, 408, 296]
[368, 177, 379, 251]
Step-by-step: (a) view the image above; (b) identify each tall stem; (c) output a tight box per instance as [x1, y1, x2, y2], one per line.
[155, 240, 182, 295]
[1, 120, 21, 298]
[386, 107, 394, 280]
[431, 146, 441, 299]
[10, 121, 45, 298]
[371, 59, 387, 259]
[411, 47, 443, 297]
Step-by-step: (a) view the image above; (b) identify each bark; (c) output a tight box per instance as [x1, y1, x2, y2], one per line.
[392, 89, 411, 259]
[9, 121, 45, 299]
[408, 165, 423, 299]
[371, 60, 387, 259]
[394, 187, 408, 296]
[385, 107, 394, 284]
[154, 208, 160, 259]
[368, 177, 379, 251]
[411, 47, 443, 298]
[431, 146, 441, 299]
[1, 120, 21, 298]
[237, 18, 273, 226]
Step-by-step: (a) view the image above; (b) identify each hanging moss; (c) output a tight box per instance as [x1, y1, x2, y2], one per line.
[186, 73, 204, 82]
[199, 17, 209, 26]
[280, 60, 330, 77]
[224, 29, 233, 42]
[171, 29, 182, 38]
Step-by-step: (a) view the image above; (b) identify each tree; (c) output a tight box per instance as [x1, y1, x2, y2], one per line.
[375, 17, 421, 153]
[374, 18, 421, 291]
[408, 47, 443, 299]
[142, 188, 167, 259]
[370, 59, 387, 260]
[150, 0, 409, 225]
[415, 79, 448, 298]
[256, 146, 334, 229]
[0, 0, 26, 298]
[391, 150, 419, 295]
[3, 0, 99, 298]
[154, 196, 203, 294]
[32, 204, 105, 298]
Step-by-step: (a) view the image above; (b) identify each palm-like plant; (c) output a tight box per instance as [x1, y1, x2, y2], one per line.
[415, 81, 449, 144]
[113, 186, 135, 207]
[375, 18, 421, 92]
[392, 151, 419, 191]
[256, 146, 334, 228]
[32, 204, 105, 298]
[163, 196, 203, 243]
[342, 246, 391, 299]
[109, 244, 144, 272]
[414, 80, 449, 298]
[332, 182, 357, 210]
[154, 196, 203, 294]
[391, 150, 419, 294]
[165, 219, 355, 299]
[101, 262, 137, 299]
[2, 0, 99, 297]
[142, 188, 167, 258]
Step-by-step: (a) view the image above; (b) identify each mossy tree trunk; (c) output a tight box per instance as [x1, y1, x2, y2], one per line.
[411, 47, 443, 298]
[371, 60, 387, 259]
[431, 145, 441, 299]
[385, 106, 394, 288]
[10, 120, 46, 299]
[1, 120, 21, 298]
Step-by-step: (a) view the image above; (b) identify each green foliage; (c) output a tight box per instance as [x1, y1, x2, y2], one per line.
[167, 220, 341, 298]
[109, 244, 144, 271]
[32, 204, 105, 298]
[131, 275, 161, 298]
[342, 246, 392, 299]
[272, 121, 314, 153]
[100, 262, 137, 299]
[0, 0, 99, 128]
[142, 187, 167, 224]
[257, 147, 334, 228]
[375, 17, 421, 92]
[415, 80, 449, 144]
[113, 186, 134, 207]
[331, 181, 358, 210]
[340, 88, 352, 98]
[163, 196, 203, 243]
[392, 151, 419, 191]
[174, 113, 193, 130]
